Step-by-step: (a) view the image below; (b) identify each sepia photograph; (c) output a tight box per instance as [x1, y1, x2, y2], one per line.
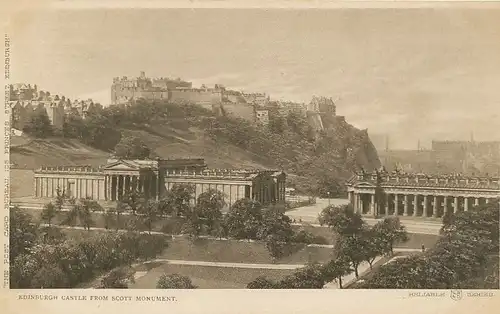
[3, 0, 499, 294]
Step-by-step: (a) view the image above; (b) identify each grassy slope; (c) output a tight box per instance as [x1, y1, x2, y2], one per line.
[9, 122, 275, 171]
[10, 136, 109, 169]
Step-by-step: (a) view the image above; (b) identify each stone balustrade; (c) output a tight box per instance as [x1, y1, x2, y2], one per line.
[355, 171, 499, 189]
[36, 165, 102, 174]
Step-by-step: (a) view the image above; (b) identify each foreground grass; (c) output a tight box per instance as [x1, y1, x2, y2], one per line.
[130, 263, 296, 289]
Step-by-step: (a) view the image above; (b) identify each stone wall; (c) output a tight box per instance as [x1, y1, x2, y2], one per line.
[169, 89, 223, 105]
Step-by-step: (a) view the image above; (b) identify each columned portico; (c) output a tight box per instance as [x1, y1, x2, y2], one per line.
[346, 171, 499, 219]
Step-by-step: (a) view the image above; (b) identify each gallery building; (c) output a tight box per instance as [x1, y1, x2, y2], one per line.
[346, 170, 499, 219]
[33, 158, 286, 208]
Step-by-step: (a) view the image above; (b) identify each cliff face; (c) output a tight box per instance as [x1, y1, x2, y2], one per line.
[288, 114, 381, 196]
[316, 116, 380, 171]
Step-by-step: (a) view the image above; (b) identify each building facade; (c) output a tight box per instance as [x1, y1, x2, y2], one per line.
[33, 158, 286, 209]
[9, 84, 100, 131]
[346, 170, 499, 219]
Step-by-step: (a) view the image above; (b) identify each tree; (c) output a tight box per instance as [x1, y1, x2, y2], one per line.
[357, 200, 500, 289]
[334, 234, 366, 278]
[137, 199, 161, 234]
[156, 274, 197, 289]
[318, 204, 365, 236]
[40, 202, 57, 226]
[195, 189, 225, 235]
[167, 184, 196, 217]
[62, 198, 103, 231]
[9, 206, 38, 263]
[30, 264, 70, 288]
[62, 113, 85, 139]
[23, 110, 53, 138]
[122, 189, 144, 215]
[114, 201, 128, 230]
[54, 187, 67, 211]
[38, 226, 67, 245]
[258, 208, 295, 261]
[268, 114, 287, 134]
[114, 135, 151, 160]
[359, 228, 384, 270]
[371, 217, 409, 255]
[277, 262, 326, 289]
[322, 256, 352, 288]
[223, 198, 263, 240]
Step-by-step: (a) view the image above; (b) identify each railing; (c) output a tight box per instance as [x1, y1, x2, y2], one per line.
[354, 172, 499, 189]
[36, 166, 102, 174]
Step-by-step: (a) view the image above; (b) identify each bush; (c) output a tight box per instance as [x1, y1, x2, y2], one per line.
[97, 267, 135, 289]
[156, 273, 197, 289]
[10, 231, 169, 288]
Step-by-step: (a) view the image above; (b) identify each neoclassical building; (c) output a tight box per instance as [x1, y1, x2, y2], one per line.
[346, 170, 499, 218]
[33, 158, 286, 208]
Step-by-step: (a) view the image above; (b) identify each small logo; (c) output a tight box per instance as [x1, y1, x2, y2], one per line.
[450, 289, 463, 301]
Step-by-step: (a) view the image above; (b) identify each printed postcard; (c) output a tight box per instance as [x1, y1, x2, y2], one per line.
[1, 1, 499, 314]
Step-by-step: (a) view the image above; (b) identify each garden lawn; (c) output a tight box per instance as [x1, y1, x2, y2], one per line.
[130, 263, 295, 289]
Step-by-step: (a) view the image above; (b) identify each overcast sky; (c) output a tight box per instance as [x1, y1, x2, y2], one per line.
[9, 8, 500, 149]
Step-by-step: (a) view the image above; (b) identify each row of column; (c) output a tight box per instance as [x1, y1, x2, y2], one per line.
[106, 173, 159, 201]
[349, 192, 495, 218]
[34, 176, 105, 200]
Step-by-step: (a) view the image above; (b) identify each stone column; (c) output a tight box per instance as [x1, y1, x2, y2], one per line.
[114, 175, 119, 201]
[119, 175, 124, 200]
[139, 176, 144, 194]
[474, 198, 479, 206]
[453, 197, 459, 213]
[134, 175, 140, 192]
[423, 195, 428, 217]
[432, 195, 438, 218]
[443, 196, 449, 215]
[464, 197, 469, 211]
[105, 176, 110, 200]
[33, 176, 37, 198]
[392, 194, 397, 216]
[385, 193, 390, 216]
[348, 192, 352, 205]
[124, 175, 130, 195]
[156, 173, 160, 200]
[413, 195, 418, 217]
[370, 194, 375, 216]
[404, 194, 409, 216]
[110, 175, 114, 201]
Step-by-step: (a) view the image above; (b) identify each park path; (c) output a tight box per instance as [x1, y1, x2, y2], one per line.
[287, 197, 442, 235]
[142, 259, 304, 270]
[44, 224, 418, 288]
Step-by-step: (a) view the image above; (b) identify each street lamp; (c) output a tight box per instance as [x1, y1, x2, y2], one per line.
[327, 192, 331, 206]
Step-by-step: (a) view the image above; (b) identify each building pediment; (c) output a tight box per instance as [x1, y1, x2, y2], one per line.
[354, 181, 376, 188]
[102, 160, 141, 171]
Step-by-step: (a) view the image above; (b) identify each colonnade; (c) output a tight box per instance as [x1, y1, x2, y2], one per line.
[105, 173, 159, 201]
[348, 191, 496, 218]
